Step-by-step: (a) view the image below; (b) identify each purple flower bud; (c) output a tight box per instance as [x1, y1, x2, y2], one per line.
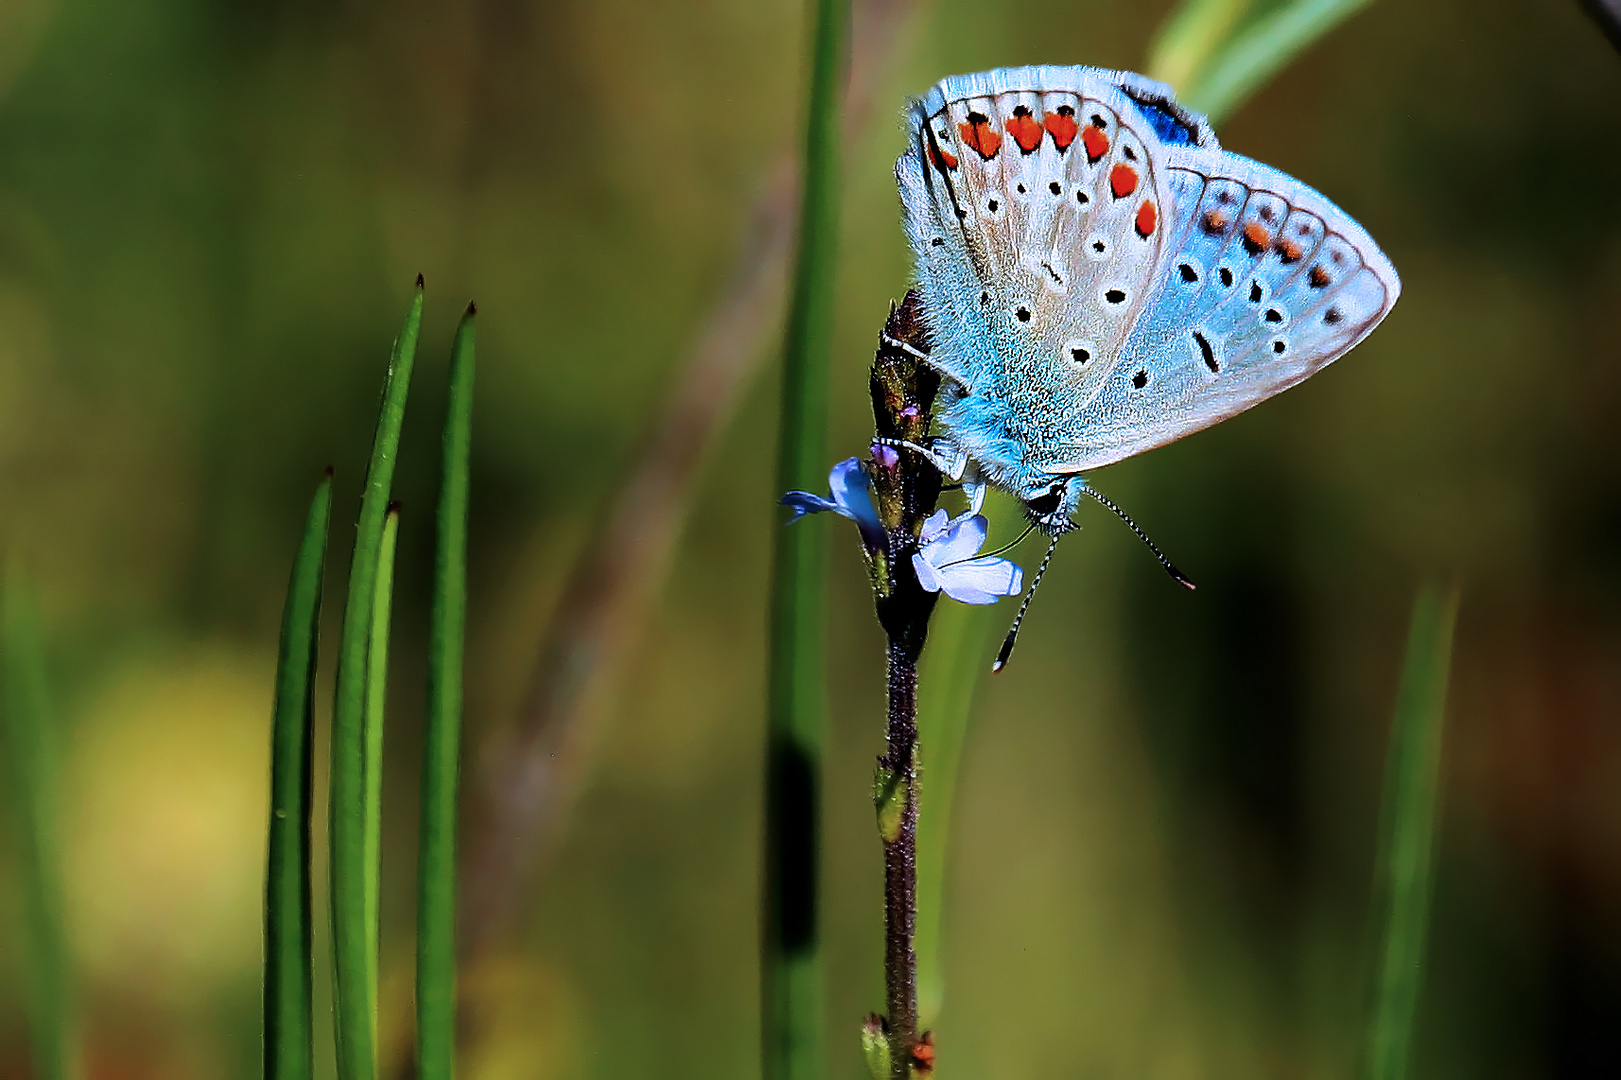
[780, 457, 885, 549]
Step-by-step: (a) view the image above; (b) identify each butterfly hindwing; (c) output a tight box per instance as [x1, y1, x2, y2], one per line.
[1042, 149, 1400, 473]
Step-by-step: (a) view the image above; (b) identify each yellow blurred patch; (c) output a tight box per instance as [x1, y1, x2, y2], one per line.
[64, 645, 274, 1008]
[458, 955, 581, 1080]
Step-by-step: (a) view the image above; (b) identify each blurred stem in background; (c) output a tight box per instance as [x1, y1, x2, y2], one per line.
[912, 512, 1008, 1028]
[330, 281, 422, 1080]
[912, 0, 1386, 1035]
[265, 476, 334, 1080]
[1, 563, 80, 1080]
[362, 506, 402, 1009]
[1148, 0, 1377, 121]
[1582, 0, 1621, 52]
[453, 0, 923, 986]
[417, 306, 477, 1080]
[1361, 587, 1458, 1080]
[763, 0, 848, 1075]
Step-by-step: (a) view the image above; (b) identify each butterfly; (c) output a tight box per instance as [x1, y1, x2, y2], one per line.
[895, 65, 1400, 534]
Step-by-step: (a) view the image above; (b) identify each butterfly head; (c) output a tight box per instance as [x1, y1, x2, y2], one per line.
[1020, 475, 1086, 536]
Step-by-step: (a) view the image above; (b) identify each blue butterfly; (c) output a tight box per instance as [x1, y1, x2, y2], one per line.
[895, 65, 1400, 536]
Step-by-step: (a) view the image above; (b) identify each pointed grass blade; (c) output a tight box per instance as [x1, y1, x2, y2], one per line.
[330, 278, 422, 1080]
[265, 474, 334, 1080]
[362, 505, 401, 1008]
[416, 303, 475, 1080]
[1148, 0, 1380, 124]
[1362, 585, 1459, 1080]
[1, 564, 79, 1080]
[764, 0, 848, 1076]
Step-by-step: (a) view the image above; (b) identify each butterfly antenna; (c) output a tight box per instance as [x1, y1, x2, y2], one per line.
[941, 520, 1038, 568]
[992, 533, 1060, 673]
[1080, 486, 1196, 590]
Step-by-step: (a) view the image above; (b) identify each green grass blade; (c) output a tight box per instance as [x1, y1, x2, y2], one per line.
[265, 474, 334, 1080]
[1, 563, 79, 1080]
[1145, 0, 1257, 100]
[330, 278, 422, 1080]
[362, 505, 401, 1012]
[1362, 586, 1459, 1080]
[913, 493, 1020, 1030]
[764, 0, 847, 1075]
[417, 303, 475, 1080]
[1148, 0, 1379, 124]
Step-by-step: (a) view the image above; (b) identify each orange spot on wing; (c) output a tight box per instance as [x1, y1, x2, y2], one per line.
[1043, 108, 1078, 150]
[929, 142, 959, 171]
[1274, 237, 1303, 263]
[1241, 221, 1271, 255]
[1109, 163, 1138, 199]
[1005, 109, 1043, 153]
[1202, 209, 1229, 234]
[1080, 125, 1109, 163]
[1309, 264, 1331, 288]
[958, 115, 1002, 159]
[1135, 200, 1157, 237]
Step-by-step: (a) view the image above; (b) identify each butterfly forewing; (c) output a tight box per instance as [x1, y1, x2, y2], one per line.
[902, 70, 1174, 415]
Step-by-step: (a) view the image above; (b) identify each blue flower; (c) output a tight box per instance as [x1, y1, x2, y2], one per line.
[911, 510, 1023, 605]
[780, 457, 884, 548]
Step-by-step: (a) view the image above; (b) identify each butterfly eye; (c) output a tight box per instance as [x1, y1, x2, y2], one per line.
[1027, 486, 1064, 516]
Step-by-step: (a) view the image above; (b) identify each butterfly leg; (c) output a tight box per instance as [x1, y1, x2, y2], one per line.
[874, 436, 969, 481]
[881, 331, 972, 388]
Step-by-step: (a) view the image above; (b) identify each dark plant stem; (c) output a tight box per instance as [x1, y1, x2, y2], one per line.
[867, 290, 943, 1076]
[881, 640, 920, 1076]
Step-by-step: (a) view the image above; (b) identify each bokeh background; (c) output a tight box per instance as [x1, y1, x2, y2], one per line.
[0, 0, 1619, 1076]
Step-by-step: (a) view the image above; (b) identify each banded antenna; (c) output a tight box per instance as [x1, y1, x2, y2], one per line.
[993, 535, 1059, 672]
[1081, 486, 1196, 590]
[992, 486, 1195, 672]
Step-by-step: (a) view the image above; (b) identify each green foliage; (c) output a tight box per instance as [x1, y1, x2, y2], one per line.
[329, 281, 422, 1080]
[264, 476, 333, 1080]
[417, 305, 477, 1080]
[1148, 0, 1379, 123]
[1362, 587, 1458, 1080]
[764, 0, 848, 1076]
[913, 493, 1019, 1029]
[1, 565, 79, 1080]
[860, 1015, 891, 1080]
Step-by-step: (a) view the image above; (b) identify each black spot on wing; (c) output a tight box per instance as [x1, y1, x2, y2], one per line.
[1194, 331, 1217, 372]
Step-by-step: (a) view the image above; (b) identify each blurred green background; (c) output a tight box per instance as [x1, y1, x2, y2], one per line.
[0, 0, 1619, 1076]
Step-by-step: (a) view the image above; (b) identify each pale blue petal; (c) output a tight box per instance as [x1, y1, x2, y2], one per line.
[923, 513, 988, 567]
[917, 508, 951, 544]
[936, 557, 1023, 604]
[911, 550, 944, 594]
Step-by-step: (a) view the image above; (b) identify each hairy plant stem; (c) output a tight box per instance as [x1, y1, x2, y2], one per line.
[880, 641, 920, 1076]
[867, 291, 942, 1076]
